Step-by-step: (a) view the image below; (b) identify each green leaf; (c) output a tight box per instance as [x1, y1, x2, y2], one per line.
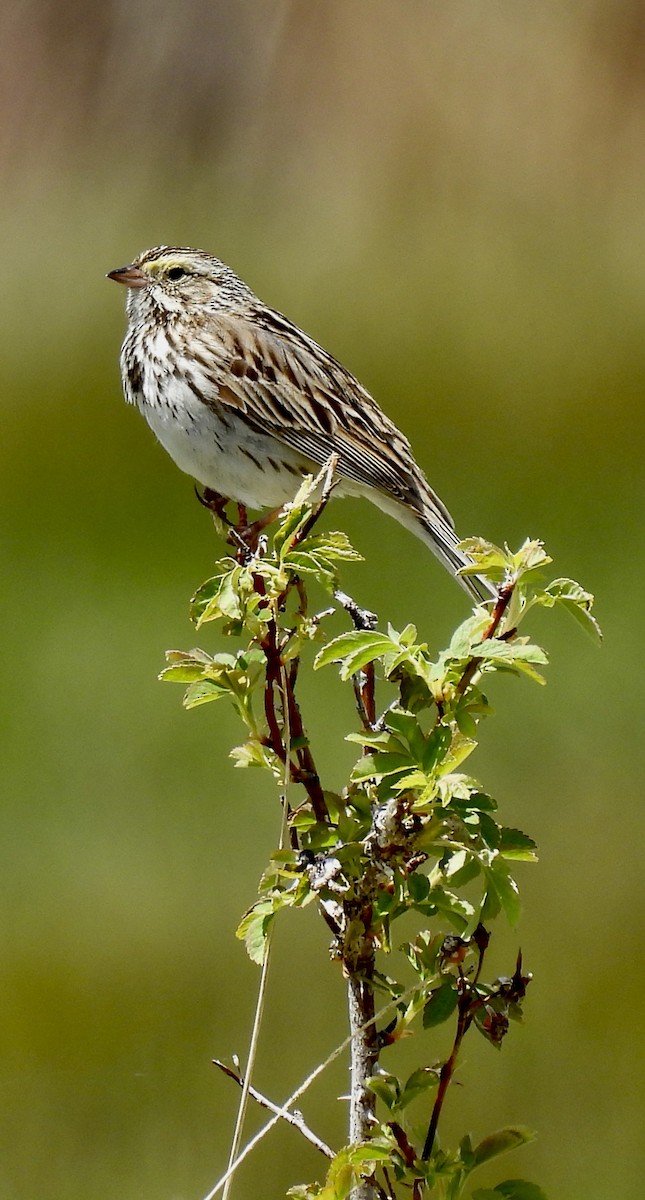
[428, 887, 475, 929]
[191, 569, 244, 625]
[542, 578, 602, 643]
[408, 872, 430, 902]
[452, 789, 498, 815]
[160, 648, 241, 685]
[397, 1066, 440, 1109]
[471, 1127, 536, 1167]
[483, 862, 522, 927]
[386, 709, 427, 759]
[422, 724, 453, 773]
[422, 979, 458, 1028]
[459, 1133, 475, 1168]
[499, 827, 538, 861]
[159, 662, 210, 683]
[344, 1143, 392, 1164]
[297, 530, 363, 563]
[478, 812, 501, 850]
[401, 931, 445, 976]
[324, 1164, 354, 1200]
[346, 729, 400, 750]
[392, 769, 432, 792]
[446, 854, 481, 888]
[235, 901, 276, 964]
[366, 1071, 400, 1111]
[229, 741, 277, 771]
[314, 630, 399, 677]
[473, 638, 548, 671]
[455, 703, 479, 738]
[351, 750, 413, 783]
[315, 1142, 388, 1200]
[182, 680, 229, 708]
[443, 734, 478, 771]
[490, 1181, 549, 1200]
[458, 538, 512, 580]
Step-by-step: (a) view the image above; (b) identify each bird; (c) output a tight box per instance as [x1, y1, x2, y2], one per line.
[108, 246, 492, 601]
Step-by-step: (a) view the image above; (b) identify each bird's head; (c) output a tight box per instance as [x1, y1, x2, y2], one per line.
[107, 246, 249, 318]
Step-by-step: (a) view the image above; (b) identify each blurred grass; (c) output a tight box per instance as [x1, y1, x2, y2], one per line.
[1, 3, 645, 1198]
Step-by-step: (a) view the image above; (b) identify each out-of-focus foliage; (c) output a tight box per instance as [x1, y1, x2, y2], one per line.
[1, 4, 643, 1200]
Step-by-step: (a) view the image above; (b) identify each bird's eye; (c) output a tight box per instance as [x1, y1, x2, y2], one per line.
[167, 266, 186, 281]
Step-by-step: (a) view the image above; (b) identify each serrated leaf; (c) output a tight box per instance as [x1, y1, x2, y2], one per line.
[351, 750, 413, 782]
[392, 769, 431, 792]
[315, 631, 400, 678]
[458, 537, 511, 577]
[287, 550, 336, 581]
[481, 885, 501, 922]
[346, 729, 405, 751]
[229, 741, 276, 771]
[325, 1163, 354, 1200]
[165, 646, 221, 665]
[513, 538, 552, 574]
[473, 639, 548, 669]
[452, 790, 498, 815]
[196, 570, 244, 625]
[159, 662, 210, 683]
[442, 734, 478, 772]
[235, 901, 275, 964]
[448, 613, 493, 657]
[479, 811, 501, 850]
[300, 531, 363, 562]
[471, 1126, 536, 1167]
[499, 828, 538, 861]
[182, 680, 229, 708]
[542, 578, 602, 643]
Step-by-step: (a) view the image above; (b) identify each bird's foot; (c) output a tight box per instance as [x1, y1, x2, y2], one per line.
[230, 505, 285, 562]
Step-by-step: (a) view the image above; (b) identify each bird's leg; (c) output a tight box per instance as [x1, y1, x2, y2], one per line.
[231, 505, 286, 556]
[196, 488, 283, 560]
[196, 486, 234, 524]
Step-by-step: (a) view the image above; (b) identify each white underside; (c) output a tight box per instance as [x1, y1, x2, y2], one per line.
[131, 376, 482, 593]
[138, 379, 431, 527]
[136, 379, 308, 507]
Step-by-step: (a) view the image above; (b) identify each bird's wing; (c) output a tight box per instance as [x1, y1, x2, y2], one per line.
[193, 305, 455, 529]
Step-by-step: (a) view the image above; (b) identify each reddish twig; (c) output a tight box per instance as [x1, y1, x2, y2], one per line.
[422, 927, 490, 1162]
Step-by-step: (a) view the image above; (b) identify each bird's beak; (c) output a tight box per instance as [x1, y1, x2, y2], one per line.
[107, 264, 149, 289]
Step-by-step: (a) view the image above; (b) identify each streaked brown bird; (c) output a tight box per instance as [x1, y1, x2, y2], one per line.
[108, 246, 491, 600]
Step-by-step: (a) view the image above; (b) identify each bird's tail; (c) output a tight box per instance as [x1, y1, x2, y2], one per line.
[369, 490, 496, 603]
[416, 511, 496, 603]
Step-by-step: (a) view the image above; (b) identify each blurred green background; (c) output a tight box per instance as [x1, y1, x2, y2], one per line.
[1, 3, 643, 1198]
